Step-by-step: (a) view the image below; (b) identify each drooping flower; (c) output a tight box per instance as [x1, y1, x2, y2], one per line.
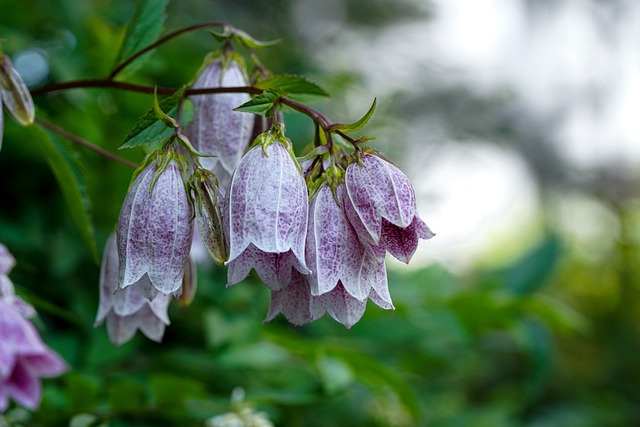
[95, 234, 171, 346]
[307, 183, 387, 301]
[225, 127, 309, 290]
[117, 156, 194, 296]
[185, 54, 255, 189]
[344, 153, 434, 263]
[0, 246, 67, 413]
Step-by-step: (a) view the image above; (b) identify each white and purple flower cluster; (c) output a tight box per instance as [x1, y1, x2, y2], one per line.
[0, 244, 67, 412]
[96, 54, 434, 347]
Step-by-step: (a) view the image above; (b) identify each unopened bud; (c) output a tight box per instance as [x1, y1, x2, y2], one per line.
[175, 258, 197, 307]
[193, 172, 228, 266]
[0, 55, 35, 126]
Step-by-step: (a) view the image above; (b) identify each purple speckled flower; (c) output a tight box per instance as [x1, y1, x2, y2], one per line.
[185, 55, 255, 189]
[307, 183, 390, 302]
[95, 234, 171, 346]
[344, 153, 434, 263]
[265, 268, 393, 329]
[225, 136, 309, 290]
[0, 245, 67, 413]
[117, 158, 194, 296]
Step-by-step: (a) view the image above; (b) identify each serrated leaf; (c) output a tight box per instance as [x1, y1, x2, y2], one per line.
[330, 98, 377, 133]
[113, 0, 168, 76]
[120, 90, 194, 150]
[234, 89, 281, 117]
[29, 126, 98, 263]
[255, 75, 329, 97]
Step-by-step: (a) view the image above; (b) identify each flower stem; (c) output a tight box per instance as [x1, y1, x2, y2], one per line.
[35, 118, 139, 169]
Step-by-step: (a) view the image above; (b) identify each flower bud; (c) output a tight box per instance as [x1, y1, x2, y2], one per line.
[95, 234, 171, 346]
[185, 54, 255, 189]
[174, 257, 197, 307]
[0, 55, 35, 126]
[117, 156, 194, 295]
[225, 128, 309, 290]
[192, 171, 228, 265]
[344, 153, 434, 263]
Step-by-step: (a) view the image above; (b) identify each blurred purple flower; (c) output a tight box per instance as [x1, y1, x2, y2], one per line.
[117, 159, 194, 296]
[225, 140, 309, 290]
[0, 245, 67, 413]
[344, 153, 434, 263]
[0, 243, 15, 276]
[185, 55, 255, 189]
[95, 234, 171, 346]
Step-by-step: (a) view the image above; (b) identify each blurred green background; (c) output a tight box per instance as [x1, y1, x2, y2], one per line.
[2, 0, 640, 426]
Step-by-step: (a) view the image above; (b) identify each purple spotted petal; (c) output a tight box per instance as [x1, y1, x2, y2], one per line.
[0, 243, 14, 275]
[306, 184, 369, 300]
[117, 160, 194, 295]
[4, 359, 40, 410]
[0, 300, 47, 379]
[185, 58, 254, 178]
[378, 216, 435, 264]
[344, 154, 417, 244]
[226, 244, 308, 290]
[265, 270, 317, 326]
[225, 143, 309, 288]
[310, 283, 367, 329]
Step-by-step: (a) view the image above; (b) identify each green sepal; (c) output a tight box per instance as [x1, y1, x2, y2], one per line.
[234, 89, 283, 117]
[120, 88, 194, 150]
[330, 98, 377, 133]
[232, 29, 281, 49]
[255, 75, 329, 97]
[152, 87, 179, 128]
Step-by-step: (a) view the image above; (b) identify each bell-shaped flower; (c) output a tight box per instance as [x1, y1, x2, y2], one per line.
[225, 128, 309, 290]
[185, 54, 255, 189]
[344, 153, 434, 263]
[117, 155, 194, 296]
[307, 183, 392, 302]
[95, 234, 171, 346]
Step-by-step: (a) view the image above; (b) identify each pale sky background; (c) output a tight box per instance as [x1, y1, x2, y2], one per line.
[293, 0, 639, 271]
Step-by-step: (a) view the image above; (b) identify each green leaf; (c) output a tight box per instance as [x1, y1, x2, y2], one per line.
[120, 89, 194, 150]
[505, 235, 561, 296]
[29, 126, 98, 263]
[330, 98, 377, 133]
[113, 0, 168, 75]
[69, 414, 99, 427]
[234, 89, 282, 117]
[255, 75, 329, 97]
[107, 379, 147, 413]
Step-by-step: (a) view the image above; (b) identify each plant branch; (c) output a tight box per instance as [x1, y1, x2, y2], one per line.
[109, 21, 231, 79]
[35, 118, 139, 169]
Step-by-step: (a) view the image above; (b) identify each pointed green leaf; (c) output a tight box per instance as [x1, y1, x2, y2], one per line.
[152, 87, 179, 128]
[256, 75, 329, 97]
[234, 89, 282, 117]
[232, 29, 281, 49]
[29, 126, 98, 263]
[113, 0, 168, 76]
[120, 90, 194, 150]
[330, 98, 377, 133]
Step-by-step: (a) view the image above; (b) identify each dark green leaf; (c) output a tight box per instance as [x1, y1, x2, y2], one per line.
[505, 235, 561, 296]
[120, 90, 193, 150]
[255, 75, 329, 97]
[107, 379, 147, 413]
[330, 98, 377, 133]
[149, 374, 206, 409]
[29, 126, 98, 262]
[234, 89, 281, 116]
[113, 0, 168, 75]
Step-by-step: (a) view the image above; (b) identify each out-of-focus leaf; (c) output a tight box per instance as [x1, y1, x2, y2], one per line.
[120, 90, 193, 149]
[255, 75, 329, 97]
[149, 374, 206, 408]
[29, 126, 98, 263]
[316, 355, 354, 394]
[107, 379, 147, 413]
[64, 373, 101, 413]
[113, 0, 168, 76]
[505, 235, 562, 295]
[68, 413, 99, 427]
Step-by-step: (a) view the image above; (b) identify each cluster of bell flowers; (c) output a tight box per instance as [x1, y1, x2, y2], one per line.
[0, 244, 68, 413]
[95, 54, 434, 345]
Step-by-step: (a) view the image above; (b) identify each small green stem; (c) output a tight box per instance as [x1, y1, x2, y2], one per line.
[109, 21, 232, 79]
[35, 118, 139, 169]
